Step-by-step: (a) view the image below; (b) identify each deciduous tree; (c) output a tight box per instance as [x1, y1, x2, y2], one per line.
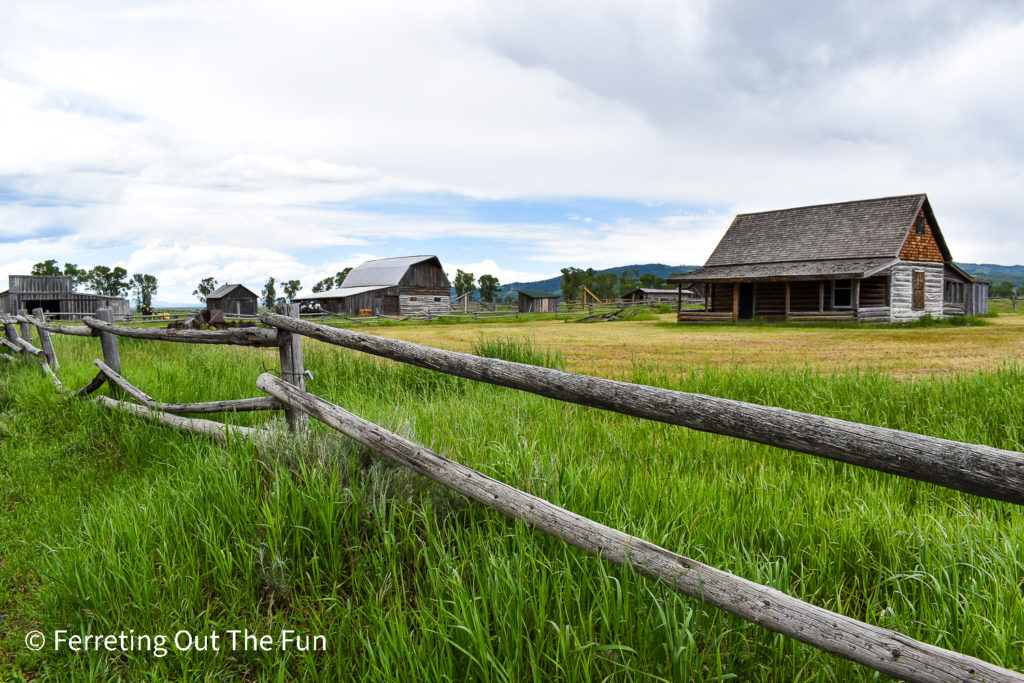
[193, 277, 218, 303]
[334, 267, 353, 288]
[312, 277, 335, 293]
[478, 274, 500, 302]
[90, 266, 131, 297]
[131, 274, 159, 312]
[262, 278, 277, 309]
[454, 270, 475, 298]
[31, 259, 61, 276]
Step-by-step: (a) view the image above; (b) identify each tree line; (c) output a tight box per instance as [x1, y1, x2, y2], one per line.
[193, 268, 355, 309]
[31, 259, 158, 312]
[558, 268, 671, 302]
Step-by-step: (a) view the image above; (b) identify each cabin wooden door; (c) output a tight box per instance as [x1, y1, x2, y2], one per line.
[738, 283, 755, 319]
[912, 271, 925, 310]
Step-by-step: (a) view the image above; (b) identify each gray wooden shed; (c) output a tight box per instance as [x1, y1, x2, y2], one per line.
[206, 284, 259, 316]
[517, 290, 560, 313]
[0, 275, 130, 320]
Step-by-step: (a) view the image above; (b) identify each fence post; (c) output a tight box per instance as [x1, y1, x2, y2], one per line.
[275, 303, 308, 432]
[95, 307, 122, 398]
[3, 314, 21, 351]
[16, 308, 33, 344]
[32, 307, 59, 371]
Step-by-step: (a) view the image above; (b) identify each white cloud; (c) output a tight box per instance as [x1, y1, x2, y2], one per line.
[444, 259, 555, 285]
[1, 0, 1023, 297]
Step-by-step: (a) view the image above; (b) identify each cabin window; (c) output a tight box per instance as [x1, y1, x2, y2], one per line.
[915, 213, 926, 236]
[409, 296, 418, 301]
[833, 279, 852, 308]
[434, 297, 441, 302]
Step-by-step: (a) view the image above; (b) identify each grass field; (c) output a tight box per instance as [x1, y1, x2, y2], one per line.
[2, 313, 1023, 680]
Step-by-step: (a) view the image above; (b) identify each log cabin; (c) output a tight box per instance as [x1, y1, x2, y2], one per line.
[293, 256, 452, 316]
[668, 194, 989, 323]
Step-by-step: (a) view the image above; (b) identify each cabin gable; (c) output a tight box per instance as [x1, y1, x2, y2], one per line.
[898, 209, 944, 263]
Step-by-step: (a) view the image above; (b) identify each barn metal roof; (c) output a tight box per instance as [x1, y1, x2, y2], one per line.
[340, 255, 443, 287]
[207, 283, 257, 299]
[293, 285, 388, 301]
[668, 194, 954, 282]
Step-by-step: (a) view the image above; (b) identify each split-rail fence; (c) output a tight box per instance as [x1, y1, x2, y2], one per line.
[2, 305, 1023, 682]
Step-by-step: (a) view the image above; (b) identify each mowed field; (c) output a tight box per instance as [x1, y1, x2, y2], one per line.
[369, 310, 1024, 378]
[1, 309, 1023, 681]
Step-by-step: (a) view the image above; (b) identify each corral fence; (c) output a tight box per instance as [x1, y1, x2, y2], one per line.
[2, 305, 1023, 682]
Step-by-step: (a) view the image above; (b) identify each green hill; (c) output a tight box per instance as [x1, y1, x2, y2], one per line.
[499, 263, 700, 296]
[958, 263, 1024, 288]
[497, 262, 1024, 296]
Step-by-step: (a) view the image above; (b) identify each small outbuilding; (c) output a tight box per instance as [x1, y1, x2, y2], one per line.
[0, 275, 130, 320]
[206, 284, 259, 316]
[293, 256, 452, 316]
[621, 287, 695, 303]
[517, 290, 560, 313]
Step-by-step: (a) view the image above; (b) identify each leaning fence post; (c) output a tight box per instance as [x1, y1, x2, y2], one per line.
[16, 308, 33, 344]
[275, 303, 308, 432]
[31, 307, 59, 371]
[95, 307, 122, 398]
[3, 314, 21, 352]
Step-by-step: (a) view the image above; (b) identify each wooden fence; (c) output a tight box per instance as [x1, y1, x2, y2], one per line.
[2, 305, 1023, 682]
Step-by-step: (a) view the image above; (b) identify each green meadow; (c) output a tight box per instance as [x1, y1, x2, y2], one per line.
[1, 321, 1023, 681]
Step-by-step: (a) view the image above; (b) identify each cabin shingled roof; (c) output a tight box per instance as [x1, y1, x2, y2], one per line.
[671, 194, 954, 282]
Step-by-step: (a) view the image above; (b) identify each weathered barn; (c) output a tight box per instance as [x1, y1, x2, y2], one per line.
[293, 256, 451, 316]
[669, 194, 987, 323]
[621, 287, 695, 303]
[517, 290, 560, 313]
[206, 284, 259, 316]
[0, 275, 130, 320]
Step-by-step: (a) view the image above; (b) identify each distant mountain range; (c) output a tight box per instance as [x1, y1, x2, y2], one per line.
[957, 263, 1024, 288]
[500, 262, 1024, 294]
[498, 264, 700, 296]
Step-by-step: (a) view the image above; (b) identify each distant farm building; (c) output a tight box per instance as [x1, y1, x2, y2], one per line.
[0, 275, 130, 320]
[621, 287, 695, 303]
[293, 256, 451, 316]
[517, 290, 560, 313]
[206, 284, 258, 316]
[670, 194, 988, 323]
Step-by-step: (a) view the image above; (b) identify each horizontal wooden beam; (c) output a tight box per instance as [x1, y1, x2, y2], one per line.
[93, 359, 281, 414]
[255, 372, 1021, 683]
[93, 395, 266, 441]
[16, 338, 44, 357]
[259, 312, 1024, 506]
[21, 314, 94, 337]
[82, 316, 279, 347]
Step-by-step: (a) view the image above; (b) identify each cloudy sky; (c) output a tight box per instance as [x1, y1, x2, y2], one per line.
[2, 0, 1023, 304]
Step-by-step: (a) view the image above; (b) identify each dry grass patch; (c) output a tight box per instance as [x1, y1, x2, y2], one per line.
[359, 313, 1024, 379]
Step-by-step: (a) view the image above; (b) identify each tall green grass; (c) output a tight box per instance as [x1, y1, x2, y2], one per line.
[1, 333, 1022, 680]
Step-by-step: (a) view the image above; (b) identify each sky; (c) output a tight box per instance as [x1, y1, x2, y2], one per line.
[2, 0, 1023, 304]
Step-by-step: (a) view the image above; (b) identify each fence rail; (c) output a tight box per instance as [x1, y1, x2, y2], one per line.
[2, 306, 1023, 682]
